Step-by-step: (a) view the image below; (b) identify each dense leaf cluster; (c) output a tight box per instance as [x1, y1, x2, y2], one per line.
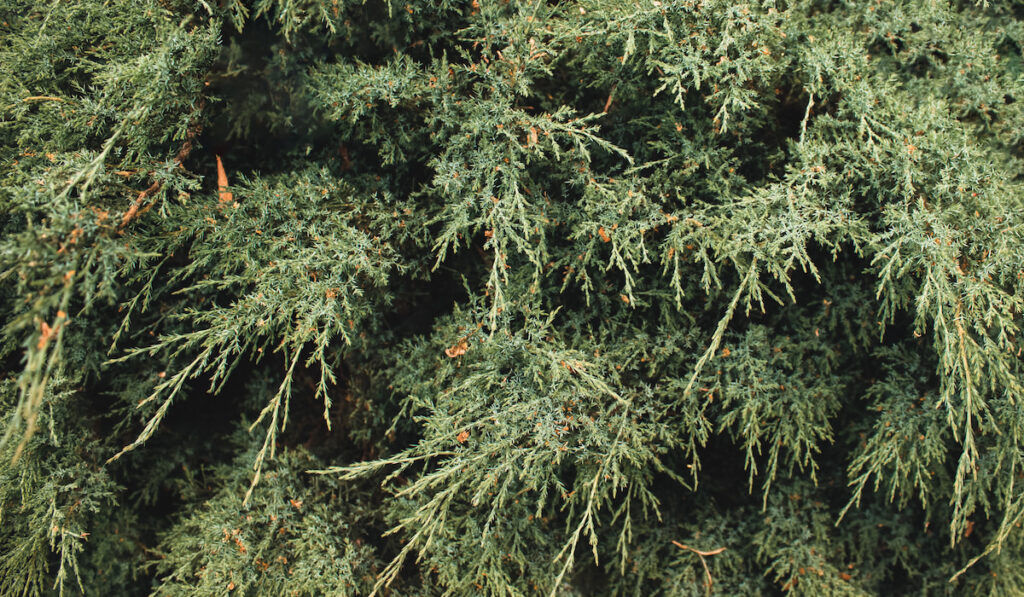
[3, 0, 1024, 595]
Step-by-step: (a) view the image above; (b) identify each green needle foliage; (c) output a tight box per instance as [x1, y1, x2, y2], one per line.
[2, 0, 1024, 594]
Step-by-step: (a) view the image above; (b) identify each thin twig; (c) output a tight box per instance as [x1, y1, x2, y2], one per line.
[603, 84, 617, 113]
[799, 92, 814, 145]
[119, 98, 206, 230]
[683, 259, 758, 397]
[22, 95, 66, 103]
[673, 540, 726, 594]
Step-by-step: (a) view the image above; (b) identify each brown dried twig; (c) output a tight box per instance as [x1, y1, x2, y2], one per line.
[119, 98, 206, 230]
[603, 84, 617, 113]
[672, 540, 727, 594]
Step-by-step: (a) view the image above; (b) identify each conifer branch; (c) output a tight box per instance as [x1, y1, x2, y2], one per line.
[119, 97, 206, 230]
[3, 1, 1024, 593]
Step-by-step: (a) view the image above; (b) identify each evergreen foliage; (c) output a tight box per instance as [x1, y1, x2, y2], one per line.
[3, 0, 1024, 594]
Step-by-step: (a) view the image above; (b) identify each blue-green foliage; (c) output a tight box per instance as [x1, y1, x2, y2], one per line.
[3, 0, 1024, 595]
